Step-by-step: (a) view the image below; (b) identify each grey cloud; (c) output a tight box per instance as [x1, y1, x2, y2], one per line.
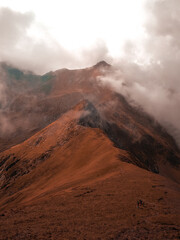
[0, 7, 34, 48]
[1, 2, 180, 146]
[100, 0, 180, 145]
[0, 7, 109, 74]
[0, 7, 109, 139]
[79, 40, 111, 67]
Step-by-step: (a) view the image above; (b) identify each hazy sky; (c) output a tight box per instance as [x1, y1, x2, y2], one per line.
[0, 0, 147, 73]
[0, 0, 180, 145]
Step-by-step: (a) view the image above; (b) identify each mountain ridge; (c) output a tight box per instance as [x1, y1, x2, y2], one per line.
[0, 61, 179, 239]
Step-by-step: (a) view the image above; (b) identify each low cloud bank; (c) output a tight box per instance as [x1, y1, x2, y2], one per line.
[0, 1, 180, 146]
[99, 0, 180, 145]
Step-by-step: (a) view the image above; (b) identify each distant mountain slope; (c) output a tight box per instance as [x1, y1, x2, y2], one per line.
[0, 99, 179, 206]
[0, 62, 179, 178]
[0, 62, 180, 239]
[0, 100, 129, 206]
[0, 101, 179, 239]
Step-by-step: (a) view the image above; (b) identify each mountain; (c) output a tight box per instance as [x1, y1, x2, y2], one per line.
[0, 62, 179, 239]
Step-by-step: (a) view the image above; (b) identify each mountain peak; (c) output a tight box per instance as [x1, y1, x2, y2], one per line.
[93, 60, 111, 68]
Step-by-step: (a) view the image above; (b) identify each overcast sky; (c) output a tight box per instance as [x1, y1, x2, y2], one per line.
[0, 0, 147, 73]
[0, 0, 180, 145]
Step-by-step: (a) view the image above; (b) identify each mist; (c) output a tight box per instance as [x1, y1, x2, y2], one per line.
[0, 1, 180, 146]
[0, 7, 110, 74]
[99, 0, 180, 145]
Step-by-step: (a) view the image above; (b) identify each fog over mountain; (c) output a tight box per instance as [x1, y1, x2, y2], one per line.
[99, 0, 180, 145]
[0, 0, 180, 146]
[0, 7, 110, 73]
[0, 1, 180, 239]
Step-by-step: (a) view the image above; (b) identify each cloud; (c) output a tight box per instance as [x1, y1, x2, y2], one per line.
[99, 0, 180, 145]
[0, 7, 34, 48]
[0, 7, 110, 141]
[1, 2, 180, 147]
[0, 7, 110, 74]
[79, 40, 111, 67]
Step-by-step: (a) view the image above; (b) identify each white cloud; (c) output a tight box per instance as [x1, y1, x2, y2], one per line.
[0, 0, 180, 146]
[0, 7, 110, 73]
[99, 0, 180, 145]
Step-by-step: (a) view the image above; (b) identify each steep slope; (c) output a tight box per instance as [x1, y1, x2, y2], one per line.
[0, 61, 114, 152]
[0, 62, 180, 239]
[0, 63, 84, 152]
[0, 99, 179, 200]
[1, 61, 180, 179]
[0, 101, 129, 206]
[0, 101, 179, 239]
